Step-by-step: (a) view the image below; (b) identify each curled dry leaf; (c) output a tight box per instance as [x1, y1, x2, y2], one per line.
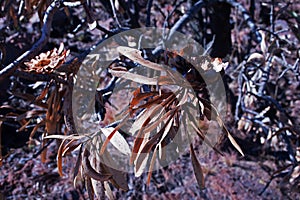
[117, 46, 165, 71]
[62, 138, 82, 156]
[247, 52, 265, 66]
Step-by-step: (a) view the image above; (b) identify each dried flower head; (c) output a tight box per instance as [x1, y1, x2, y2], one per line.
[24, 43, 69, 73]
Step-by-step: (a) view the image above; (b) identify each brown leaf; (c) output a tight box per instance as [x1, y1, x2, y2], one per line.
[85, 177, 95, 200]
[73, 144, 83, 180]
[100, 114, 130, 155]
[130, 91, 158, 109]
[62, 138, 81, 156]
[216, 116, 244, 156]
[35, 84, 49, 101]
[147, 147, 158, 185]
[83, 149, 112, 181]
[101, 127, 131, 156]
[134, 152, 150, 178]
[57, 138, 68, 177]
[135, 109, 176, 175]
[100, 162, 129, 191]
[143, 109, 174, 134]
[190, 144, 205, 190]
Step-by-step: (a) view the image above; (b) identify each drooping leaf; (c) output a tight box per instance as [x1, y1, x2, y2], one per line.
[100, 162, 129, 191]
[129, 91, 158, 110]
[100, 127, 131, 156]
[190, 144, 205, 190]
[83, 149, 112, 181]
[143, 109, 174, 134]
[104, 181, 114, 200]
[73, 144, 83, 180]
[147, 147, 158, 185]
[216, 116, 244, 156]
[85, 177, 95, 200]
[100, 114, 130, 155]
[100, 148, 129, 191]
[134, 148, 150, 177]
[62, 138, 82, 156]
[57, 138, 68, 177]
[129, 104, 163, 135]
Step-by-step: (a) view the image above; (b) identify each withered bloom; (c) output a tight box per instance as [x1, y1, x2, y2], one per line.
[24, 43, 69, 73]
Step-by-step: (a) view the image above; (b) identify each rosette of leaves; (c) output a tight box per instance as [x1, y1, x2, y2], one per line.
[45, 46, 244, 199]
[98, 47, 244, 188]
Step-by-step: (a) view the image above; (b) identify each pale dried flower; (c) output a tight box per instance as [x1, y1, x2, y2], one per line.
[24, 43, 69, 73]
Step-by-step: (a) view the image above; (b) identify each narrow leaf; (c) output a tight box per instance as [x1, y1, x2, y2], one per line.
[190, 144, 205, 190]
[100, 114, 129, 155]
[73, 144, 83, 180]
[57, 138, 68, 177]
[147, 147, 158, 185]
[110, 69, 158, 85]
[85, 177, 95, 200]
[117, 46, 165, 71]
[83, 149, 112, 181]
[100, 127, 131, 156]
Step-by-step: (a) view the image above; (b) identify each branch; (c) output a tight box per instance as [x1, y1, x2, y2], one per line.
[167, 0, 206, 41]
[226, 0, 262, 43]
[156, 0, 261, 55]
[13, 70, 68, 84]
[146, 0, 153, 27]
[0, 0, 59, 83]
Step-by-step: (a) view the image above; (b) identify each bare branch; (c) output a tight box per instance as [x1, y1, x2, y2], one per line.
[146, 0, 153, 27]
[167, 0, 205, 41]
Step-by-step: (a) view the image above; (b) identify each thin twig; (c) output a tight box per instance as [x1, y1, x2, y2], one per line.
[258, 56, 272, 95]
[0, 0, 59, 83]
[146, 0, 153, 27]
[109, 0, 121, 27]
[226, 0, 262, 43]
[13, 70, 67, 84]
[167, 0, 206, 41]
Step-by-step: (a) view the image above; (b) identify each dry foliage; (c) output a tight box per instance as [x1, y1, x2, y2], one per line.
[0, 0, 299, 199]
